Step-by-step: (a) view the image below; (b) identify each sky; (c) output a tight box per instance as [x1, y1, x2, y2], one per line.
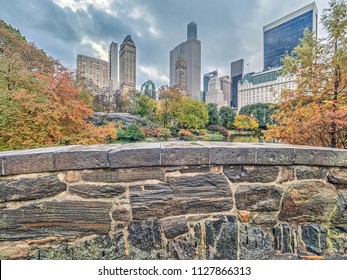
[0, 0, 330, 89]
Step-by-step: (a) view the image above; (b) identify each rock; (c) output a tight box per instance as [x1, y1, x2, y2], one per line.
[81, 167, 165, 183]
[328, 169, 347, 189]
[130, 174, 233, 220]
[33, 233, 125, 260]
[112, 206, 131, 222]
[256, 147, 294, 165]
[166, 236, 197, 260]
[0, 175, 66, 203]
[240, 224, 274, 259]
[273, 224, 296, 254]
[301, 224, 327, 255]
[235, 185, 283, 211]
[90, 112, 151, 127]
[0, 200, 112, 241]
[64, 171, 81, 183]
[331, 192, 347, 224]
[278, 181, 337, 222]
[295, 166, 328, 180]
[238, 211, 251, 223]
[161, 147, 210, 166]
[162, 217, 189, 239]
[69, 184, 126, 198]
[224, 166, 279, 183]
[205, 215, 238, 260]
[128, 219, 164, 260]
[252, 213, 278, 225]
[279, 167, 295, 183]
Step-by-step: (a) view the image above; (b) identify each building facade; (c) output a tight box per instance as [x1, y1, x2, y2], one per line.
[141, 80, 156, 100]
[203, 71, 218, 102]
[119, 35, 136, 95]
[230, 59, 244, 109]
[206, 76, 227, 108]
[238, 67, 295, 111]
[263, 2, 318, 69]
[109, 42, 118, 92]
[170, 22, 201, 99]
[76, 54, 109, 96]
[219, 75, 231, 107]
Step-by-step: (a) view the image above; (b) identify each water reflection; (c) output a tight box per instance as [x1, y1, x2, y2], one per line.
[229, 134, 259, 143]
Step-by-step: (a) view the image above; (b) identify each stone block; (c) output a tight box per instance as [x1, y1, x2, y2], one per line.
[81, 167, 165, 183]
[240, 224, 274, 259]
[0, 175, 66, 202]
[166, 236, 197, 260]
[295, 148, 337, 166]
[327, 169, 347, 189]
[295, 166, 328, 180]
[0, 200, 112, 241]
[210, 147, 256, 165]
[69, 184, 126, 198]
[33, 233, 125, 260]
[162, 216, 189, 239]
[301, 224, 327, 255]
[332, 192, 347, 224]
[55, 146, 109, 170]
[279, 181, 337, 222]
[235, 185, 283, 211]
[257, 147, 295, 165]
[224, 166, 279, 183]
[335, 150, 347, 166]
[205, 215, 238, 260]
[64, 171, 81, 183]
[273, 224, 296, 254]
[109, 144, 160, 168]
[112, 206, 131, 222]
[161, 147, 210, 166]
[130, 174, 233, 220]
[128, 219, 164, 260]
[279, 167, 295, 183]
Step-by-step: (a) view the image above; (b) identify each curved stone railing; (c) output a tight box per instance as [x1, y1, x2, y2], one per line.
[0, 142, 346, 260]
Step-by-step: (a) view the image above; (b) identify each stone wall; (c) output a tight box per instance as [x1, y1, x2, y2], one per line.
[0, 142, 346, 260]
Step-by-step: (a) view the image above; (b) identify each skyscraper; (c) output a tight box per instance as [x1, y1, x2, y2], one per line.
[76, 54, 109, 96]
[203, 71, 218, 102]
[109, 42, 118, 91]
[263, 2, 318, 69]
[175, 47, 187, 95]
[230, 59, 244, 109]
[170, 22, 201, 99]
[141, 80, 156, 100]
[187, 21, 197, 39]
[206, 76, 226, 109]
[219, 76, 231, 107]
[119, 35, 136, 95]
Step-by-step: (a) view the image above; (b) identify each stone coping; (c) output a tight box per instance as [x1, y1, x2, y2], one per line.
[0, 142, 346, 176]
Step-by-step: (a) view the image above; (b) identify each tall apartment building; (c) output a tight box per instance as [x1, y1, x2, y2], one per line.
[263, 2, 318, 69]
[219, 75, 231, 107]
[230, 59, 244, 109]
[119, 35, 136, 95]
[238, 67, 295, 110]
[76, 54, 109, 96]
[203, 71, 218, 102]
[205, 76, 227, 109]
[109, 42, 118, 92]
[170, 22, 201, 99]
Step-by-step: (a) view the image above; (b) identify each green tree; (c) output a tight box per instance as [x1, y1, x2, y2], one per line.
[234, 115, 259, 131]
[207, 103, 219, 126]
[131, 94, 157, 120]
[218, 106, 236, 128]
[177, 97, 208, 129]
[156, 87, 183, 127]
[265, 0, 347, 148]
[239, 103, 278, 129]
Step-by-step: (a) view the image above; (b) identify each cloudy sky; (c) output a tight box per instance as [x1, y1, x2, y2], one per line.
[1, 0, 330, 89]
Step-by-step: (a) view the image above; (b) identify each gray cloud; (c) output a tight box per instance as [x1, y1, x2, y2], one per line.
[0, 0, 330, 89]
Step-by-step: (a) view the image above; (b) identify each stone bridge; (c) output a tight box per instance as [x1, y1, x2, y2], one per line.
[0, 142, 346, 260]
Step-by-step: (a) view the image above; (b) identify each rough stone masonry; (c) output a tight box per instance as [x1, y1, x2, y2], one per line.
[0, 142, 346, 260]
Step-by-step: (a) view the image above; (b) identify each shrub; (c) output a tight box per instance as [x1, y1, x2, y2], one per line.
[125, 123, 145, 141]
[178, 129, 195, 137]
[153, 127, 171, 140]
[207, 125, 229, 138]
[117, 127, 127, 140]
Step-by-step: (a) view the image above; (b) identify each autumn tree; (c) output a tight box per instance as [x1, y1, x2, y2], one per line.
[239, 103, 278, 129]
[264, 0, 347, 148]
[177, 98, 208, 129]
[0, 20, 117, 151]
[131, 94, 157, 121]
[234, 115, 259, 131]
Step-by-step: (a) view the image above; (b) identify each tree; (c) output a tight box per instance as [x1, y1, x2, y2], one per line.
[207, 103, 219, 126]
[234, 115, 259, 131]
[177, 97, 208, 129]
[239, 103, 278, 129]
[264, 0, 347, 148]
[131, 94, 157, 120]
[156, 87, 183, 127]
[218, 106, 236, 128]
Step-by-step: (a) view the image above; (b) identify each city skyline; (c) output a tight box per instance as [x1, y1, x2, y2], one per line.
[0, 0, 330, 89]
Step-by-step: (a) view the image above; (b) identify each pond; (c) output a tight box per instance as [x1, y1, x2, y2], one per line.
[229, 134, 260, 143]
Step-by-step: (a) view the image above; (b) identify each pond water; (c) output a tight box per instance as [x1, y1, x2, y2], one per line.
[229, 134, 260, 143]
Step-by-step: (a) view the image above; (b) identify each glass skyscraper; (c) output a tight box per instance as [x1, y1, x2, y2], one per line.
[263, 2, 318, 69]
[230, 59, 244, 109]
[187, 21, 197, 39]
